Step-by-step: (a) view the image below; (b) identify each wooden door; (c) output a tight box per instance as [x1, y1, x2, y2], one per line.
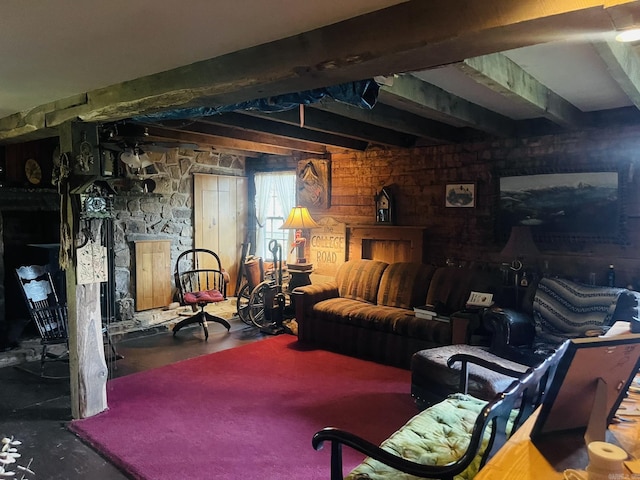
[194, 174, 247, 295]
[135, 240, 172, 311]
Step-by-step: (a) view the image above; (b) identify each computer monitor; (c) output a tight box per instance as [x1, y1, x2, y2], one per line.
[531, 334, 640, 443]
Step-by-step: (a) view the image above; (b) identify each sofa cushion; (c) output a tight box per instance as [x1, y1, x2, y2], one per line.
[393, 314, 453, 345]
[533, 277, 626, 341]
[313, 300, 452, 345]
[346, 393, 497, 480]
[377, 263, 437, 309]
[335, 260, 389, 304]
[343, 303, 411, 332]
[312, 298, 374, 324]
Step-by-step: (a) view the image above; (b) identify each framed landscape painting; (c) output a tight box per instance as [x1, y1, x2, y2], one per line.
[498, 169, 625, 243]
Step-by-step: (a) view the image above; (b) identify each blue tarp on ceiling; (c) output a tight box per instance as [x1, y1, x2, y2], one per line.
[132, 79, 379, 123]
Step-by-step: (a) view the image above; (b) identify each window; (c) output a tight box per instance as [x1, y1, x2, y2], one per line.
[254, 172, 296, 261]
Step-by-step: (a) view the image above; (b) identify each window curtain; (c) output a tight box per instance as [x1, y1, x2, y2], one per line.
[254, 172, 296, 258]
[273, 173, 296, 258]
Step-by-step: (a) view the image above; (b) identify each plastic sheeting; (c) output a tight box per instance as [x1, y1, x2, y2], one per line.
[132, 79, 379, 123]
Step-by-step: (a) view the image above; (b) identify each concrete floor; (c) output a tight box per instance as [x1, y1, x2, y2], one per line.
[0, 314, 270, 479]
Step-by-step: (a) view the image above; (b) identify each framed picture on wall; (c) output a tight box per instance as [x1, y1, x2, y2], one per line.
[445, 183, 476, 208]
[297, 158, 330, 209]
[498, 167, 626, 244]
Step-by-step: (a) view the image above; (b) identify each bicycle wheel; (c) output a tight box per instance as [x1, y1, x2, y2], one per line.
[248, 281, 273, 328]
[236, 283, 253, 325]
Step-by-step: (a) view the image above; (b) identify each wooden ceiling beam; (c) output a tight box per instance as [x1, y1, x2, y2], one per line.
[123, 125, 302, 156]
[311, 100, 462, 144]
[195, 112, 369, 150]
[592, 41, 640, 110]
[0, 0, 628, 142]
[171, 121, 328, 154]
[379, 74, 516, 137]
[457, 53, 585, 128]
[242, 108, 417, 147]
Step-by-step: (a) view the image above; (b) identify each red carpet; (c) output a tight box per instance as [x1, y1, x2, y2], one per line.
[69, 335, 417, 479]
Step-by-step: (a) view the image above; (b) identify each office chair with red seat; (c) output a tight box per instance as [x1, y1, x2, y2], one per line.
[173, 248, 231, 340]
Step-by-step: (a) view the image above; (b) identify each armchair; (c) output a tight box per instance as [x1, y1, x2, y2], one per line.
[313, 343, 566, 480]
[485, 277, 640, 365]
[410, 277, 640, 406]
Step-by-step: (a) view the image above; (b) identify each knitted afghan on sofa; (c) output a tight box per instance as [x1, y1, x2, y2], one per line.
[532, 277, 627, 344]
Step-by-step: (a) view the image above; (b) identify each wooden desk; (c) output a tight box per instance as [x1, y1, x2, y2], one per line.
[476, 408, 640, 479]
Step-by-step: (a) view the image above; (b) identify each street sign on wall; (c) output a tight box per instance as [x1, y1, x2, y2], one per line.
[309, 217, 346, 277]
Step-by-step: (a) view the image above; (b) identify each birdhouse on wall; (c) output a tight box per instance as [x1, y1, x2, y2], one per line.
[375, 186, 394, 224]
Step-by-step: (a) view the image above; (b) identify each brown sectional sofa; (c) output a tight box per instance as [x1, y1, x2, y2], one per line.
[293, 259, 501, 369]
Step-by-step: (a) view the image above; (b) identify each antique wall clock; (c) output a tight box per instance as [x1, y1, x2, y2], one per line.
[75, 182, 115, 220]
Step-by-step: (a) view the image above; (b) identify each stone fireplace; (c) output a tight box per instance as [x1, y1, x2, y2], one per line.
[0, 144, 246, 347]
[0, 189, 61, 347]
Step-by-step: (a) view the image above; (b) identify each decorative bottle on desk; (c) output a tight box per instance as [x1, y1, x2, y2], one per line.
[608, 265, 616, 287]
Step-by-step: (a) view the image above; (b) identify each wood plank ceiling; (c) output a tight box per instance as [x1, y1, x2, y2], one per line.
[3, 1, 640, 157]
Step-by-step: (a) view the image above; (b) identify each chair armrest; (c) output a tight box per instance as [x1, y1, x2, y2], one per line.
[446, 353, 529, 394]
[312, 425, 487, 480]
[292, 282, 339, 339]
[292, 281, 338, 312]
[484, 307, 535, 351]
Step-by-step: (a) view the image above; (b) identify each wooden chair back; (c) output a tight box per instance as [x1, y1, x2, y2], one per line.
[15, 264, 68, 344]
[174, 248, 227, 305]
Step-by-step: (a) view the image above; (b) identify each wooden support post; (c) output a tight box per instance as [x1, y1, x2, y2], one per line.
[59, 121, 108, 419]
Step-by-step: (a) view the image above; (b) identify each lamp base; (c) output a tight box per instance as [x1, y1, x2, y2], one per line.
[288, 262, 313, 272]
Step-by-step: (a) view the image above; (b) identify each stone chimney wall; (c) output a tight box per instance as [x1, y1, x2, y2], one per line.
[112, 148, 245, 322]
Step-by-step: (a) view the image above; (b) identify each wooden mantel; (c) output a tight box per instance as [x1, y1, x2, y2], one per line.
[347, 225, 427, 264]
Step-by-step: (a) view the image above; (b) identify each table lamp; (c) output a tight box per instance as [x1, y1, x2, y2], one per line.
[280, 206, 319, 264]
[500, 225, 540, 305]
[501, 226, 540, 265]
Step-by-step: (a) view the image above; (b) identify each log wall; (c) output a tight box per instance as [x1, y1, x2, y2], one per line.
[262, 124, 640, 288]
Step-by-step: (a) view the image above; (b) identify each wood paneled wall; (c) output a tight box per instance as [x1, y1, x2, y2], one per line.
[258, 124, 640, 288]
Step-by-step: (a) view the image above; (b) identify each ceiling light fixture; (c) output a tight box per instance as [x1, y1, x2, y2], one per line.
[120, 147, 152, 170]
[615, 28, 640, 42]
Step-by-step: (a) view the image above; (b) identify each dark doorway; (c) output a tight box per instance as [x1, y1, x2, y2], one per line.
[1, 209, 60, 348]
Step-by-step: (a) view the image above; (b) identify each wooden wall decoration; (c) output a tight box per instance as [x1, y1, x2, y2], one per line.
[134, 240, 172, 311]
[297, 158, 330, 209]
[309, 217, 346, 276]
